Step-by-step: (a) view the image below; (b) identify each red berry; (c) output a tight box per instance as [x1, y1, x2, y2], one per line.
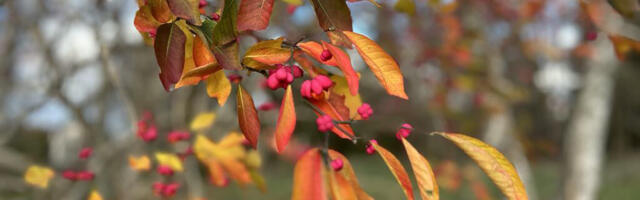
[365, 140, 378, 154]
[395, 123, 413, 140]
[320, 50, 333, 61]
[152, 182, 165, 196]
[167, 131, 190, 143]
[162, 183, 180, 197]
[258, 102, 276, 111]
[310, 80, 323, 94]
[78, 147, 93, 159]
[276, 68, 288, 80]
[211, 13, 220, 21]
[62, 170, 77, 181]
[76, 171, 94, 181]
[331, 159, 344, 171]
[157, 165, 174, 176]
[585, 30, 597, 41]
[199, 0, 207, 8]
[286, 5, 298, 15]
[267, 75, 280, 90]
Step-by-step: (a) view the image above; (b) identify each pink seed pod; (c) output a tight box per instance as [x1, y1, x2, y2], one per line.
[62, 170, 77, 181]
[211, 13, 220, 21]
[292, 65, 303, 78]
[366, 140, 378, 154]
[310, 79, 323, 95]
[314, 75, 333, 90]
[156, 165, 174, 176]
[357, 103, 373, 120]
[267, 75, 280, 90]
[316, 115, 334, 132]
[320, 50, 332, 61]
[331, 159, 344, 171]
[78, 147, 93, 159]
[162, 183, 180, 197]
[300, 80, 312, 99]
[76, 171, 95, 181]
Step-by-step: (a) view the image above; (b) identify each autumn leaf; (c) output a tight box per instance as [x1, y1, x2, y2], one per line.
[249, 169, 267, 192]
[308, 92, 355, 139]
[434, 132, 528, 200]
[292, 148, 327, 200]
[155, 152, 184, 172]
[330, 75, 362, 118]
[219, 158, 252, 185]
[237, 0, 274, 31]
[167, 0, 201, 25]
[148, 0, 173, 23]
[243, 38, 291, 70]
[322, 41, 359, 95]
[24, 165, 54, 189]
[347, 0, 381, 7]
[282, 0, 303, 6]
[206, 70, 232, 105]
[237, 85, 261, 149]
[328, 150, 373, 200]
[88, 190, 103, 200]
[213, 0, 239, 46]
[309, 0, 352, 32]
[609, 35, 640, 60]
[402, 138, 439, 200]
[342, 31, 408, 99]
[327, 170, 358, 200]
[190, 112, 216, 132]
[154, 22, 186, 91]
[275, 85, 296, 152]
[175, 22, 200, 88]
[129, 155, 151, 171]
[193, 35, 218, 68]
[372, 143, 414, 200]
[134, 5, 161, 34]
[206, 160, 228, 186]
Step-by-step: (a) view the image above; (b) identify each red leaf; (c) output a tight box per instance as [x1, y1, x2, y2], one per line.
[275, 85, 296, 152]
[134, 5, 161, 34]
[154, 23, 186, 91]
[237, 0, 275, 31]
[167, 0, 201, 25]
[237, 85, 261, 149]
[322, 41, 359, 95]
[292, 148, 327, 200]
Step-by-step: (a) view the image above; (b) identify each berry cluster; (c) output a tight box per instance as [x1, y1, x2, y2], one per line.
[316, 115, 334, 132]
[395, 123, 413, 140]
[357, 103, 373, 120]
[137, 113, 158, 142]
[167, 131, 191, 143]
[300, 75, 333, 99]
[78, 147, 93, 160]
[153, 182, 180, 197]
[266, 65, 303, 90]
[365, 140, 378, 154]
[156, 165, 174, 176]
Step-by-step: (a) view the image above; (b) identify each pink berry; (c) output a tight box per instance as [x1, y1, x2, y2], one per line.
[267, 75, 280, 90]
[331, 159, 344, 171]
[316, 115, 334, 132]
[157, 165, 174, 176]
[395, 123, 413, 140]
[286, 73, 294, 83]
[199, 0, 207, 8]
[168, 131, 190, 143]
[314, 75, 333, 89]
[78, 147, 93, 159]
[276, 68, 288, 80]
[152, 182, 165, 196]
[162, 183, 180, 197]
[300, 80, 312, 99]
[320, 50, 333, 61]
[286, 5, 297, 15]
[292, 65, 303, 78]
[365, 140, 378, 154]
[310, 80, 323, 95]
[585, 30, 597, 41]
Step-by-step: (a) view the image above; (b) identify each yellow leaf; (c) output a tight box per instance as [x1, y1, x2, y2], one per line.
[155, 152, 183, 172]
[394, 0, 416, 15]
[281, 0, 303, 6]
[193, 133, 245, 162]
[190, 112, 216, 132]
[245, 150, 262, 168]
[402, 138, 439, 200]
[206, 70, 231, 105]
[372, 143, 414, 200]
[434, 132, 528, 200]
[87, 190, 103, 200]
[175, 20, 201, 88]
[24, 165, 54, 189]
[128, 155, 151, 171]
[275, 85, 296, 152]
[342, 31, 408, 99]
[330, 75, 362, 118]
[243, 38, 291, 69]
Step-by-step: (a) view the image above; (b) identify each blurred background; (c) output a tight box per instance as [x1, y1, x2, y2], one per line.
[1, 0, 640, 199]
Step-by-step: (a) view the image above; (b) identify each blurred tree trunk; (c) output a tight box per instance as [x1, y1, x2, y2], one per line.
[562, 36, 617, 200]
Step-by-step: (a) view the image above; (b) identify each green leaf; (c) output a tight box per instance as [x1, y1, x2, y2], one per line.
[154, 22, 187, 91]
[167, 0, 201, 25]
[213, 0, 239, 46]
[309, 0, 352, 32]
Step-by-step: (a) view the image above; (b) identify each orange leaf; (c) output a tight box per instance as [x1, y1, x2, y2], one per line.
[237, 85, 261, 149]
[148, 0, 173, 23]
[293, 51, 328, 78]
[194, 36, 218, 68]
[342, 31, 408, 99]
[322, 41, 359, 95]
[206, 70, 231, 105]
[609, 35, 640, 60]
[175, 25, 200, 88]
[219, 158, 252, 185]
[330, 75, 362, 118]
[128, 155, 152, 171]
[434, 132, 528, 200]
[372, 143, 414, 200]
[308, 93, 354, 139]
[243, 38, 291, 70]
[327, 169, 358, 200]
[328, 150, 373, 200]
[297, 41, 337, 66]
[402, 138, 439, 200]
[134, 5, 161, 34]
[275, 85, 296, 152]
[292, 148, 327, 200]
[237, 0, 275, 31]
[206, 160, 226, 186]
